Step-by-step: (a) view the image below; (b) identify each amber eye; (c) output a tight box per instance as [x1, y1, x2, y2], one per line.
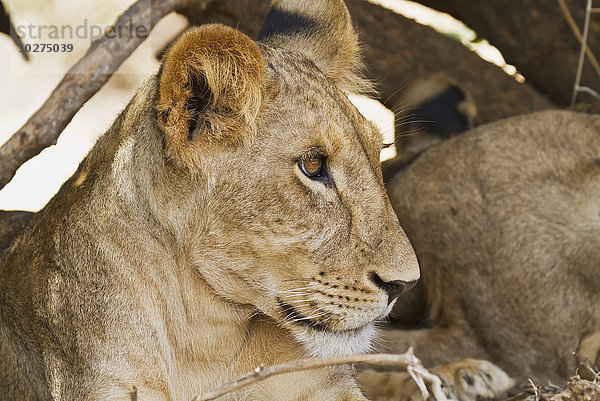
[299, 153, 326, 178]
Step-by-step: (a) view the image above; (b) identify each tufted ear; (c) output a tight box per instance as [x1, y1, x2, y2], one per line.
[157, 24, 265, 170]
[258, 0, 371, 94]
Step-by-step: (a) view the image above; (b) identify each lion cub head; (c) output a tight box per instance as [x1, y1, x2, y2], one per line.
[126, 0, 419, 357]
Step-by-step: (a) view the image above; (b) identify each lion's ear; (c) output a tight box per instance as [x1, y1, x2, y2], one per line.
[157, 24, 265, 169]
[258, 0, 371, 94]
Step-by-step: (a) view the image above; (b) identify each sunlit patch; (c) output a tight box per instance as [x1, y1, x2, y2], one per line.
[111, 136, 135, 198]
[347, 93, 396, 162]
[73, 165, 89, 188]
[367, 0, 525, 82]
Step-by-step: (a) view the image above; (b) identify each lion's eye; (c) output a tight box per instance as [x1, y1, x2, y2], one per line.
[299, 154, 325, 178]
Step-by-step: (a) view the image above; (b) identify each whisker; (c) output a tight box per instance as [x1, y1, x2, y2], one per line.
[382, 84, 408, 106]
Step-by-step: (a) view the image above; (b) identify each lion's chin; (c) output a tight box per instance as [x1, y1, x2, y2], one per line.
[291, 323, 376, 358]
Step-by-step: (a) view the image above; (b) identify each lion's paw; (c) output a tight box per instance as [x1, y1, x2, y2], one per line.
[358, 359, 514, 401]
[432, 358, 514, 401]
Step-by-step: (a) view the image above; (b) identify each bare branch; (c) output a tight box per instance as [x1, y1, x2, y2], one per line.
[557, 0, 600, 81]
[0, 0, 212, 191]
[193, 349, 450, 401]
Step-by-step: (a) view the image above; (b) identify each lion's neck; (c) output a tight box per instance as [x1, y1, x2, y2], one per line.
[57, 209, 259, 394]
[35, 144, 266, 395]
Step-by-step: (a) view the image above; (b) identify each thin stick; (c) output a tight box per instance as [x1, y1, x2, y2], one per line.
[528, 378, 540, 401]
[571, 0, 594, 105]
[0, 0, 211, 191]
[193, 349, 450, 401]
[557, 0, 600, 84]
[130, 386, 138, 401]
[407, 362, 449, 401]
[576, 85, 600, 99]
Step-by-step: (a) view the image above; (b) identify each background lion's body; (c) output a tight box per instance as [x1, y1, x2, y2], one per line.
[383, 110, 600, 385]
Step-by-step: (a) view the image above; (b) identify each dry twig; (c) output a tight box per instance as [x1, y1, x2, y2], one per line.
[0, 0, 211, 191]
[528, 378, 541, 401]
[193, 349, 450, 401]
[557, 0, 600, 80]
[501, 389, 536, 401]
[502, 377, 600, 401]
[557, 0, 600, 103]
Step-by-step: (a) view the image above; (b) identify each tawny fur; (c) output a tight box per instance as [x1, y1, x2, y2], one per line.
[0, 2, 420, 400]
[259, 0, 373, 95]
[380, 110, 600, 388]
[157, 25, 265, 171]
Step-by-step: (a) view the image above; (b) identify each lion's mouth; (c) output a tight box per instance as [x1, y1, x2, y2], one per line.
[277, 298, 369, 333]
[278, 298, 329, 332]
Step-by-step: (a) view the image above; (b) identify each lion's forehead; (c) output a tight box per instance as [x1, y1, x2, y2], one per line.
[258, 46, 383, 164]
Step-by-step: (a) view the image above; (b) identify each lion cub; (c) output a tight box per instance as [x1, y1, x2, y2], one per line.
[0, 0, 423, 399]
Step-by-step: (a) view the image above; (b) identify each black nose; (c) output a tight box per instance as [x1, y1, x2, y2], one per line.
[370, 273, 418, 303]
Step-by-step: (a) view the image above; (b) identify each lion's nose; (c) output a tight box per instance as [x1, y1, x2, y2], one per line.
[370, 272, 418, 304]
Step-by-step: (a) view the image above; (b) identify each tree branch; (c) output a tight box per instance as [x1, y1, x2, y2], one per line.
[193, 349, 450, 401]
[0, 0, 211, 191]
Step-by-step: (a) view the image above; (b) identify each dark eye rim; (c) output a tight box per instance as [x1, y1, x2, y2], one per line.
[297, 150, 327, 180]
